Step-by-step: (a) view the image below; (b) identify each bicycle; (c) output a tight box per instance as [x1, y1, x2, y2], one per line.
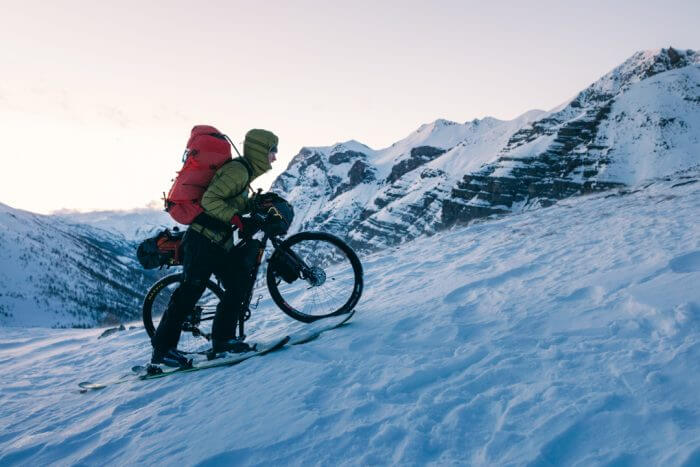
[141, 221, 364, 353]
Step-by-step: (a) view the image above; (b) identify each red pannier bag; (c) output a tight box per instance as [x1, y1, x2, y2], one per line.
[137, 229, 185, 269]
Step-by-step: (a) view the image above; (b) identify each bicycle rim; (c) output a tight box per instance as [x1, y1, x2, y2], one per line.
[143, 274, 221, 353]
[267, 232, 363, 322]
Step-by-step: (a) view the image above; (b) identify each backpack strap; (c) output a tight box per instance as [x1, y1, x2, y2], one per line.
[192, 158, 253, 233]
[228, 158, 253, 197]
[234, 157, 254, 182]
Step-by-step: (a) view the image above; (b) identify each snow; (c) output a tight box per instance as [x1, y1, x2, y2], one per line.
[428, 111, 545, 177]
[278, 52, 698, 254]
[293, 110, 545, 187]
[2, 46, 700, 463]
[55, 208, 180, 242]
[370, 112, 544, 179]
[273, 51, 700, 258]
[597, 66, 700, 185]
[0, 202, 160, 327]
[590, 48, 699, 98]
[277, 106, 551, 250]
[1, 171, 699, 465]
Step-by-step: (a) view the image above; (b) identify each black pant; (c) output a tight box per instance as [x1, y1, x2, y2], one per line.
[152, 229, 260, 351]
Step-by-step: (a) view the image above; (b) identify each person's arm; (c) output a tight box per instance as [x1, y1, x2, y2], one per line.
[200, 163, 250, 224]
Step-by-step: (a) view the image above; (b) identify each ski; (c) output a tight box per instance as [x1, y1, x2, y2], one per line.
[140, 335, 290, 381]
[78, 336, 289, 392]
[78, 307, 358, 393]
[289, 307, 357, 345]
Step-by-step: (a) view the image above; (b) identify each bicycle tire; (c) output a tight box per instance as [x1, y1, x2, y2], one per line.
[266, 231, 363, 323]
[142, 273, 224, 346]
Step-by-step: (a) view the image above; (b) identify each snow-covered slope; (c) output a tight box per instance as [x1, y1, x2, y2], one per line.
[54, 208, 179, 242]
[273, 47, 699, 251]
[596, 65, 700, 184]
[1, 168, 698, 465]
[0, 203, 162, 327]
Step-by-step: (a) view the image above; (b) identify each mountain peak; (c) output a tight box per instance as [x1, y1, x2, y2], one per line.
[417, 118, 459, 133]
[625, 47, 698, 77]
[275, 46, 700, 253]
[329, 140, 374, 154]
[583, 47, 699, 100]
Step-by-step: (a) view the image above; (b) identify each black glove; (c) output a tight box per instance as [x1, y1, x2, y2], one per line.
[252, 192, 294, 237]
[253, 192, 288, 214]
[232, 213, 263, 237]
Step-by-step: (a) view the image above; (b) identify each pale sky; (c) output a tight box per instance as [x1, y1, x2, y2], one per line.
[1, 0, 698, 214]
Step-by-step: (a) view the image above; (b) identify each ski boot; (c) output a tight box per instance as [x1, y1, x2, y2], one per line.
[151, 347, 193, 368]
[208, 338, 257, 360]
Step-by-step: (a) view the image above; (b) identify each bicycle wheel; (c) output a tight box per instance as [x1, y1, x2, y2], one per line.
[142, 273, 224, 353]
[267, 231, 363, 323]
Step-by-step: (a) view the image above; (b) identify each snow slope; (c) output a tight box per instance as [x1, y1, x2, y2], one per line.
[0, 202, 162, 327]
[597, 65, 700, 184]
[54, 208, 180, 242]
[1, 168, 698, 466]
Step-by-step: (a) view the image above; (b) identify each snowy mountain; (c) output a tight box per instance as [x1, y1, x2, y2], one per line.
[54, 207, 179, 242]
[2, 47, 697, 331]
[273, 47, 700, 251]
[1, 167, 698, 465]
[0, 202, 163, 327]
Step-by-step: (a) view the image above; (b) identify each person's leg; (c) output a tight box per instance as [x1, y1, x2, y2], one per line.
[152, 230, 216, 351]
[211, 239, 262, 346]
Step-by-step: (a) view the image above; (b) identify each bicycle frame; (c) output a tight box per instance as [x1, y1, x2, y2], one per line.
[231, 232, 309, 341]
[182, 231, 313, 342]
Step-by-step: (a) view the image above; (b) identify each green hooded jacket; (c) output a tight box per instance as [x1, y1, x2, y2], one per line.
[190, 129, 279, 248]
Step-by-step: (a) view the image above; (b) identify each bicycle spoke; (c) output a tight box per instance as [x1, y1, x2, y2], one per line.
[269, 235, 359, 319]
[144, 274, 220, 354]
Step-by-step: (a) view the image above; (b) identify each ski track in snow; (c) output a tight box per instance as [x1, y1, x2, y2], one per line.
[1, 176, 699, 466]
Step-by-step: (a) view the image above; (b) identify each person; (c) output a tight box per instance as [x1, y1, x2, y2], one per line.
[151, 129, 279, 367]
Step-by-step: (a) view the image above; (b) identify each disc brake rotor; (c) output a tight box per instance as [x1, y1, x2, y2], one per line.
[305, 266, 327, 287]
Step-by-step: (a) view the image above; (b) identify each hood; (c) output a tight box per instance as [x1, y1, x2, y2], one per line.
[243, 129, 278, 178]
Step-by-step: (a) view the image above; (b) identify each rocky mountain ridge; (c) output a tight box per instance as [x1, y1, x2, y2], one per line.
[272, 47, 700, 251]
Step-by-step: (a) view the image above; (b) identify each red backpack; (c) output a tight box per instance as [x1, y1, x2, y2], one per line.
[164, 125, 246, 225]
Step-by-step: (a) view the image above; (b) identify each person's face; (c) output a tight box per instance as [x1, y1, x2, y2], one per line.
[268, 149, 277, 163]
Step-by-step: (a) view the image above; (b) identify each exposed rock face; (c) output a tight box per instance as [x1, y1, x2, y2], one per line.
[351, 174, 452, 248]
[329, 150, 367, 165]
[387, 146, 446, 183]
[443, 98, 623, 225]
[272, 48, 700, 253]
[442, 47, 699, 227]
[332, 157, 377, 199]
